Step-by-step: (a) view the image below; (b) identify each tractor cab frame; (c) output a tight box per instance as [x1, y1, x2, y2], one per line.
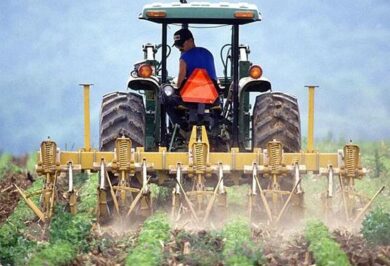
[127, 2, 271, 151]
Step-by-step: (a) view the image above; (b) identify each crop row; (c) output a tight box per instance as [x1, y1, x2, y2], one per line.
[125, 213, 171, 265]
[305, 220, 350, 266]
[0, 170, 97, 266]
[28, 173, 98, 265]
[0, 178, 43, 265]
[222, 218, 264, 265]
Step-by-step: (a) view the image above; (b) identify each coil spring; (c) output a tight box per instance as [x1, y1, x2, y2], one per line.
[344, 145, 359, 177]
[42, 141, 56, 172]
[117, 139, 131, 169]
[268, 141, 282, 170]
[194, 143, 206, 172]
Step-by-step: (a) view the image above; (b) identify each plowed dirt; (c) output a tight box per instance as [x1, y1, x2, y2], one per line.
[0, 156, 34, 224]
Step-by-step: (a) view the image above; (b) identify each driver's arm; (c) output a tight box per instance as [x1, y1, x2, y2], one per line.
[177, 59, 187, 89]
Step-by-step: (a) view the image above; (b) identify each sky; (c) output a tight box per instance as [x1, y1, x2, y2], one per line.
[0, 0, 389, 155]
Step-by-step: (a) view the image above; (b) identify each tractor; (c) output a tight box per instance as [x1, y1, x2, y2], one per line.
[99, 1, 302, 223]
[17, 1, 384, 227]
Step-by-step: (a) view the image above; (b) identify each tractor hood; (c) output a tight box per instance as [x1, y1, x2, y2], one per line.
[140, 2, 261, 24]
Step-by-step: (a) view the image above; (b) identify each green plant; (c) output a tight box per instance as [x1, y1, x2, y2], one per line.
[222, 218, 264, 266]
[305, 220, 350, 266]
[226, 185, 249, 209]
[361, 207, 390, 246]
[78, 173, 98, 214]
[125, 213, 170, 266]
[49, 210, 93, 251]
[30, 211, 92, 265]
[150, 183, 171, 207]
[29, 241, 76, 266]
[23, 173, 98, 265]
[26, 152, 38, 173]
[0, 153, 21, 180]
[0, 178, 43, 264]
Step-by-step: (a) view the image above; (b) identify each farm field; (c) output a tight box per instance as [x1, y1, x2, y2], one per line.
[1, 140, 389, 266]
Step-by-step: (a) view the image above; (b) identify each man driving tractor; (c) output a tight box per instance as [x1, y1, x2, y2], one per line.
[163, 28, 220, 131]
[173, 28, 217, 88]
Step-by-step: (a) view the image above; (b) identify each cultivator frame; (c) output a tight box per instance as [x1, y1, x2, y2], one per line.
[16, 85, 384, 225]
[19, 125, 372, 225]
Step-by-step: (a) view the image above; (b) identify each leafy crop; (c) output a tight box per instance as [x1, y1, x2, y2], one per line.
[0, 153, 20, 179]
[78, 172, 98, 214]
[27, 173, 98, 265]
[29, 241, 76, 266]
[28, 211, 92, 265]
[222, 218, 264, 266]
[305, 220, 350, 266]
[50, 211, 93, 250]
[26, 152, 38, 173]
[150, 183, 171, 207]
[226, 185, 249, 209]
[125, 213, 170, 266]
[361, 207, 390, 246]
[0, 178, 43, 265]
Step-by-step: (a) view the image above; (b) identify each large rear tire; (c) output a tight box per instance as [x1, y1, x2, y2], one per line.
[252, 92, 301, 152]
[252, 92, 303, 222]
[99, 92, 147, 221]
[99, 92, 145, 151]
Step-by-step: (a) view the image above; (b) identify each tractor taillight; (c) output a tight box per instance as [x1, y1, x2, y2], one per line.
[249, 65, 263, 79]
[234, 11, 255, 19]
[138, 64, 153, 78]
[146, 10, 167, 18]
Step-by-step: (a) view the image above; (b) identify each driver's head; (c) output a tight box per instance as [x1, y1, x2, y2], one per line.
[173, 28, 194, 52]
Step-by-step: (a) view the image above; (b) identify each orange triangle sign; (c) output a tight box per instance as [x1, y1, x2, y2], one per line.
[180, 68, 218, 104]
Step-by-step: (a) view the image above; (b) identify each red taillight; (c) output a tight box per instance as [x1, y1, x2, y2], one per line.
[234, 11, 255, 19]
[146, 10, 167, 18]
[249, 65, 263, 79]
[180, 69, 218, 104]
[138, 64, 153, 78]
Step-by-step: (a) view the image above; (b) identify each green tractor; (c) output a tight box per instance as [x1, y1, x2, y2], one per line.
[99, 1, 301, 155]
[97, 1, 302, 222]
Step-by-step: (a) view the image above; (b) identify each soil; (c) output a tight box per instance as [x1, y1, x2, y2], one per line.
[0, 156, 34, 224]
[334, 229, 390, 266]
[72, 226, 137, 266]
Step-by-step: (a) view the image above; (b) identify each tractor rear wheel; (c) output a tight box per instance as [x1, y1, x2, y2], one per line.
[99, 92, 147, 221]
[252, 92, 303, 222]
[99, 91, 145, 151]
[252, 92, 301, 152]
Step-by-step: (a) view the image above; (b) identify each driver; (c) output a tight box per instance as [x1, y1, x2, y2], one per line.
[163, 28, 219, 130]
[173, 28, 217, 88]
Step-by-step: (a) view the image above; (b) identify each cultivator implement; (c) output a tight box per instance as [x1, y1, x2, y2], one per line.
[18, 126, 377, 225]
[247, 140, 305, 223]
[96, 137, 153, 221]
[16, 85, 384, 226]
[320, 144, 385, 223]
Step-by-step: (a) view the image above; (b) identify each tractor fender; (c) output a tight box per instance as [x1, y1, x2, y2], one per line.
[238, 76, 271, 99]
[128, 75, 160, 92]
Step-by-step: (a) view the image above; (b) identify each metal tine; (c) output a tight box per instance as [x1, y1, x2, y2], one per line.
[253, 162, 273, 223]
